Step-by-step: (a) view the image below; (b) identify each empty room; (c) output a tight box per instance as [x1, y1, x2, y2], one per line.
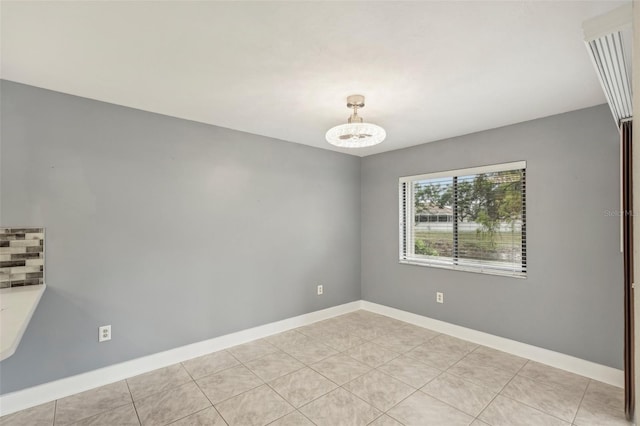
[0, 1, 638, 425]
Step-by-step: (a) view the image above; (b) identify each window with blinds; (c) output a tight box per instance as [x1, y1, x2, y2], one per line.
[399, 161, 526, 278]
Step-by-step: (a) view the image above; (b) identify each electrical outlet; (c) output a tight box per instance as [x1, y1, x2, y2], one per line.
[99, 325, 111, 342]
[436, 292, 444, 304]
[317, 285, 324, 295]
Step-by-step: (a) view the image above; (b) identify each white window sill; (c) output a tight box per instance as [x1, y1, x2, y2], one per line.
[399, 260, 526, 279]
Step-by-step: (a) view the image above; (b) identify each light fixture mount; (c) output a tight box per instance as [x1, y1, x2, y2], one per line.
[346, 94, 365, 109]
[325, 94, 386, 148]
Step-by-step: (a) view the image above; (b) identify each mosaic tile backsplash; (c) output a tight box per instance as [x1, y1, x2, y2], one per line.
[0, 228, 45, 289]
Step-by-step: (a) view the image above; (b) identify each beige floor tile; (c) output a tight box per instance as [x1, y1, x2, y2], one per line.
[269, 367, 337, 407]
[421, 372, 496, 417]
[227, 339, 279, 363]
[346, 323, 390, 340]
[73, 403, 139, 426]
[518, 361, 589, 393]
[316, 330, 365, 352]
[369, 414, 404, 426]
[330, 316, 366, 329]
[244, 351, 304, 381]
[376, 315, 408, 330]
[300, 388, 381, 426]
[227, 339, 278, 362]
[371, 331, 428, 353]
[196, 365, 263, 404]
[339, 311, 382, 324]
[182, 350, 239, 379]
[396, 324, 440, 341]
[479, 395, 570, 426]
[406, 335, 476, 370]
[126, 364, 192, 401]
[341, 314, 393, 337]
[433, 334, 478, 353]
[447, 355, 516, 393]
[311, 353, 372, 385]
[296, 321, 342, 339]
[343, 370, 415, 411]
[279, 339, 338, 365]
[135, 381, 210, 426]
[346, 342, 399, 368]
[501, 375, 583, 422]
[266, 330, 313, 349]
[215, 384, 294, 426]
[268, 411, 315, 426]
[470, 420, 491, 426]
[467, 346, 527, 374]
[574, 380, 628, 426]
[373, 324, 407, 338]
[169, 407, 226, 425]
[386, 391, 473, 426]
[377, 354, 441, 388]
[54, 381, 132, 425]
[0, 401, 55, 426]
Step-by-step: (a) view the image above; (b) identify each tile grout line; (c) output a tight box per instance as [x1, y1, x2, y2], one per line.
[498, 368, 589, 424]
[123, 380, 142, 426]
[571, 379, 591, 425]
[473, 358, 530, 422]
[243, 353, 308, 383]
[56, 395, 135, 426]
[441, 344, 592, 423]
[487, 356, 581, 425]
[178, 361, 227, 426]
[52, 399, 57, 426]
[492, 393, 574, 425]
[516, 368, 592, 396]
[295, 315, 449, 423]
[181, 350, 241, 380]
[264, 332, 376, 410]
[289, 318, 411, 421]
[125, 364, 193, 407]
[226, 337, 332, 426]
[335, 382, 390, 419]
[263, 368, 335, 409]
[217, 343, 307, 416]
[381, 387, 419, 425]
[203, 371, 264, 409]
[409, 376, 484, 420]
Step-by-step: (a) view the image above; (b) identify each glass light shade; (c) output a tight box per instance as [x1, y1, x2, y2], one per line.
[325, 122, 386, 148]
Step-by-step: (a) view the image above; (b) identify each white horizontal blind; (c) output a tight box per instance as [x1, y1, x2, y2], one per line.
[399, 162, 526, 278]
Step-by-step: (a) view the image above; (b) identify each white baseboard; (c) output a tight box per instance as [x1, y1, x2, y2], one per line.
[1, 299, 624, 417]
[360, 300, 624, 388]
[0, 301, 361, 416]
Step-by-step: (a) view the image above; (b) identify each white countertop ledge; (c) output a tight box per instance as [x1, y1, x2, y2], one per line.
[0, 284, 46, 361]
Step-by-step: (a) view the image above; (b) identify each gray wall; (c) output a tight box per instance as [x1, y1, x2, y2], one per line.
[361, 104, 623, 369]
[0, 80, 361, 394]
[0, 80, 624, 395]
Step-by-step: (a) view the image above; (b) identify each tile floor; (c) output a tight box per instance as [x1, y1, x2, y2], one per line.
[0, 310, 629, 426]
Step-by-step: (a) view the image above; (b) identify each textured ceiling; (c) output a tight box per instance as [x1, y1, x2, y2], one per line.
[0, 1, 626, 156]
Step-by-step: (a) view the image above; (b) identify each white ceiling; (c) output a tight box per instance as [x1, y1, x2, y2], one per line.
[0, 1, 627, 157]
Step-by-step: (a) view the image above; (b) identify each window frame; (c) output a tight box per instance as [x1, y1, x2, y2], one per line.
[399, 161, 527, 279]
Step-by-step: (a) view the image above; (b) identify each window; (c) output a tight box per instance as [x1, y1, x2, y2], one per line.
[399, 161, 526, 278]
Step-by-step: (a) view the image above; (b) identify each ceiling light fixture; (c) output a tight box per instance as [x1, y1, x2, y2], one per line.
[325, 95, 386, 148]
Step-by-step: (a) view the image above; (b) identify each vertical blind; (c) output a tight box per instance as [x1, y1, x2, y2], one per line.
[399, 161, 526, 278]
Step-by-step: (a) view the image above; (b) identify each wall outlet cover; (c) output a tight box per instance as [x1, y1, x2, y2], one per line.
[99, 325, 111, 342]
